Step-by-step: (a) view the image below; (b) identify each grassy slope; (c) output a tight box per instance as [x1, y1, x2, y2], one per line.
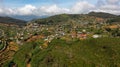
[32, 14, 99, 25]
[88, 12, 117, 18]
[8, 37, 120, 67]
[32, 12, 120, 26]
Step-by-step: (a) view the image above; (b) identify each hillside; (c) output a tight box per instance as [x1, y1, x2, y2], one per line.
[107, 16, 120, 24]
[88, 12, 117, 18]
[31, 12, 120, 25]
[5, 38, 120, 67]
[10, 15, 48, 21]
[0, 12, 120, 67]
[32, 13, 105, 25]
[0, 16, 27, 26]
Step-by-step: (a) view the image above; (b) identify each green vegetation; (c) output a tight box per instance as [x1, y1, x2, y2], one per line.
[32, 14, 98, 25]
[0, 12, 120, 67]
[8, 37, 120, 67]
[107, 16, 120, 24]
[88, 12, 117, 18]
[0, 44, 4, 50]
[11, 40, 44, 67]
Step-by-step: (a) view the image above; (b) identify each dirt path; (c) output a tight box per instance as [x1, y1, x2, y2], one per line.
[0, 42, 7, 53]
[27, 63, 31, 67]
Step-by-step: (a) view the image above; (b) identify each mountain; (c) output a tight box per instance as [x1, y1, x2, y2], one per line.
[32, 12, 120, 25]
[0, 16, 27, 26]
[11, 15, 48, 21]
[88, 12, 117, 18]
[88, 12, 120, 24]
[31, 13, 104, 25]
[11, 12, 118, 21]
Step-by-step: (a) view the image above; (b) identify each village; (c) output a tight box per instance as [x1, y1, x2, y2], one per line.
[0, 20, 120, 47]
[1, 20, 120, 66]
[2, 23, 119, 49]
[0, 15, 120, 67]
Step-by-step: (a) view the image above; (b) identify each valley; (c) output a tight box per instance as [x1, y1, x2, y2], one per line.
[0, 12, 120, 67]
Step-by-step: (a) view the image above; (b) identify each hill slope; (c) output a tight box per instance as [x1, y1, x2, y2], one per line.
[88, 12, 117, 18]
[107, 16, 120, 24]
[7, 38, 120, 67]
[31, 12, 120, 25]
[32, 14, 104, 25]
[0, 16, 27, 26]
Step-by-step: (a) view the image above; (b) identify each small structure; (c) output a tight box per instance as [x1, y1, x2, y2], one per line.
[92, 34, 101, 38]
[71, 31, 77, 38]
[77, 30, 87, 40]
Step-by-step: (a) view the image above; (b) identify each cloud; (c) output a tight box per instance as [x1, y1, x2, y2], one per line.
[106, 0, 120, 5]
[38, 1, 95, 15]
[71, 1, 95, 14]
[93, 4, 120, 15]
[0, 0, 120, 16]
[0, 8, 14, 16]
[0, 4, 70, 16]
[93, 0, 120, 15]
[16, 5, 37, 15]
[39, 5, 70, 15]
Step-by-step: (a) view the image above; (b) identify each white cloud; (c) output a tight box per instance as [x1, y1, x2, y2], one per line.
[93, 0, 120, 15]
[106, 0, 120, 4]
[93, 5, 120, 15]
[0, 8, 3, 13]
[39, 5, 70, 15]
[0, 4, 70, 16]
[16, 4, 37, 15]
[39, 1, 95, 15]
[71, 1, 95, 14]
[100, 5, 120, 10]
[0, 0, 120, 16]
[0, 8, 14, 15]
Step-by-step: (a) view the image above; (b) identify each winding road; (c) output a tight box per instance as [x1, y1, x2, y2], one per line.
[0, 29, 7, 53]
[0, 41, 7, 53]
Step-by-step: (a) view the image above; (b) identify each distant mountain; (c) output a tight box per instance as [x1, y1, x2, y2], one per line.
[11, 15, 48, 21]
[88, 12, 120, 24]
[0, 16, 27, 26]
[11, 12, 118, 21]
[88, 12, 117, 18]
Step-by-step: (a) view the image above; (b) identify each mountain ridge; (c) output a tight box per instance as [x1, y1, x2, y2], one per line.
[31, 12, 120, 25]
[0, 16, 27, 26]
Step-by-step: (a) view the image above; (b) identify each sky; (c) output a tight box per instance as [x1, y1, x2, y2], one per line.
[0, 0, 120, 16]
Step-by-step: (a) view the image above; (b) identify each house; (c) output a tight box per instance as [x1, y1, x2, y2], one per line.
[77, 30, 87, 40]
[77, 33, 87, 39]
[92, 34, 101, 38]
[71, 31, 77, 38]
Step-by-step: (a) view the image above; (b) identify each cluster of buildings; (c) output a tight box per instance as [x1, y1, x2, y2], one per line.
[0, 20, 120, 46]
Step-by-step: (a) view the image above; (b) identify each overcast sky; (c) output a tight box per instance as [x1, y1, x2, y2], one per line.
[0, 0, 120, 16]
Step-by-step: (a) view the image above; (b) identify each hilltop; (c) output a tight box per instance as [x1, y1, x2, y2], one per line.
[31, 12, 120, 25]
[0, 16, 27, 26]
[32, 14, 102, 26]
[88, 12, 117, 18]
